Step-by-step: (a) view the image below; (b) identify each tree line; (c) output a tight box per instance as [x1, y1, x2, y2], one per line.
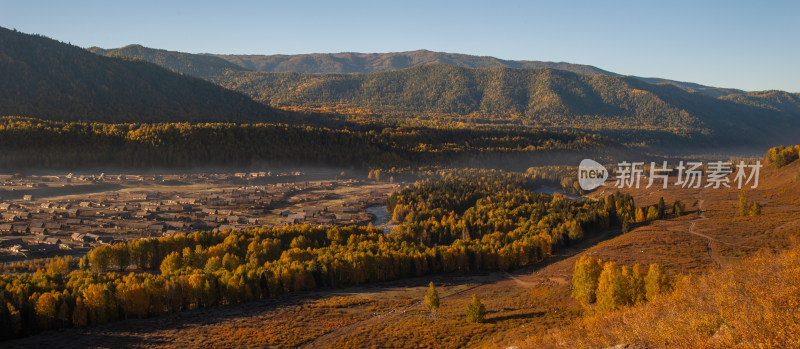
[0, 116, 605, 169]
[571, 255, 672, 312]
[766, 145, 800, 168]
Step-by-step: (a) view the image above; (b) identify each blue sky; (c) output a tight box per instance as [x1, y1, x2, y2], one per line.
[2, 0, 798, 91]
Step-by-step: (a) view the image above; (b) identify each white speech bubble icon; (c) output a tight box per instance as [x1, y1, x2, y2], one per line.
[578, 159, 608, 191]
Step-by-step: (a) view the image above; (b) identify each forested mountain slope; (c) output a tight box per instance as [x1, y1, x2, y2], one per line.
[210, 64, 800, 147]
[88, 44, 800, 148]
[209, 49, 615, 75]
[0, 27, 284, 123]
[93, 44, 753, 98]
[88, 44, 246, 79]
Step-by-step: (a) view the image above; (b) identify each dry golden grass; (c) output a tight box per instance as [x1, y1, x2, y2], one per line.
[309, 296, 373, 308]
[328, 282, 581, 349]
[586, 159, 800, 271]
[514, 159, 800, 348]
[527, 241, 800, 348]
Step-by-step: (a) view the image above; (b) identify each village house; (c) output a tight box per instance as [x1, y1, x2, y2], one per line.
[43, 237, 62, 245]
[44, 222, 62, 230]
[71, 233, 90, 242]
[282, 212, 306, 224]
[0, 203, 19, 210]
[303, 206, 326, 217]
[29, 227, 48, 235]
[65, 218, 83, 225]
[84, 233, 101, 241]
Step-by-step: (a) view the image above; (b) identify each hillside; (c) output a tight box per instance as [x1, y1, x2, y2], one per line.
[522, 154, 800, 348]
[92, 45, 750, 98]
[88, 44, 246, 79]
[209, 49, 616, 76]
[87, 45, 800, 148]
[0, 27, 283, 123]
[211, 51, 758, 98]
[721, 90, 800, 114]
[210, 64, 800, 147]
[633, 76, 744, 98]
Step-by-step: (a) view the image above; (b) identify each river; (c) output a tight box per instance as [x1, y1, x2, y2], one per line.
[366, 205, 394, 234]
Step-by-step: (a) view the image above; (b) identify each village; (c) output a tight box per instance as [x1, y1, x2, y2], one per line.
[0, 171, 397, 261]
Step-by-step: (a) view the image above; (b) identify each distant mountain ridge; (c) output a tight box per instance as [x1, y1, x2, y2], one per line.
[633, 77, 745, 98]
[92, 44, 751, 98]
[89, 44, 247, 79]
[87, 43, 800, 148]
[208, 63, 800, 147]
[208, 49, 617, 76]
[0, 27, 284, 123]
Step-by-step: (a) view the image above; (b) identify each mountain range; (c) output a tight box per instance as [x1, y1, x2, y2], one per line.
[90, 45, 752, 98]
[2, 26, 798, 150]
[89, 44, 800, 148]
[0, 27, 285, 123]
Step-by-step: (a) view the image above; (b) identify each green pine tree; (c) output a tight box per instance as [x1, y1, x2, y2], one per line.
[673, 200, 685, 216]
[424, 282, 440, 317]
[644, 263, 671, 301]
[596, 261, 622, 312]
[621, 217, 631, 234]
[465, 294, 486, 323]
[749, 202, 762, 216]
[646, 206, 659, 221]
[657, 197, 666, 218]
[571, 255, 603, 305]
[738, 190, 749, 217]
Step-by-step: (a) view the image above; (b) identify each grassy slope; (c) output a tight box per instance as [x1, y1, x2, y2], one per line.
[519, 159, 800, 348]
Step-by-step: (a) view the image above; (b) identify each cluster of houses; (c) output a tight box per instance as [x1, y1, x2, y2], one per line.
[1, 171, 302, 186]
[0, 173, 390, 258]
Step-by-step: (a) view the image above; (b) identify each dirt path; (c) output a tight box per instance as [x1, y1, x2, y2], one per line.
[687, 198, 720, 266]
[691, 197, 758, 244]
[680, 196, 765, 267]
[298, 280, 488, 349]
[299, 227, 617, 348]
[772, 217, 800, 235]
[503, 272, 568, 287]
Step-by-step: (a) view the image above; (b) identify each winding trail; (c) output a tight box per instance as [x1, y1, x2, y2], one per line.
[688, 198, 720, 266]
[772, 217, 800, 235]
[682, 196, 763, 267]
[503, 272, 568, 287]
[298, 280, 488, 349]
[299, 227, 618, 348]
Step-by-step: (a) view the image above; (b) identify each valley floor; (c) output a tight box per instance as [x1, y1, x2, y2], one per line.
[6, 162, 800, 348]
